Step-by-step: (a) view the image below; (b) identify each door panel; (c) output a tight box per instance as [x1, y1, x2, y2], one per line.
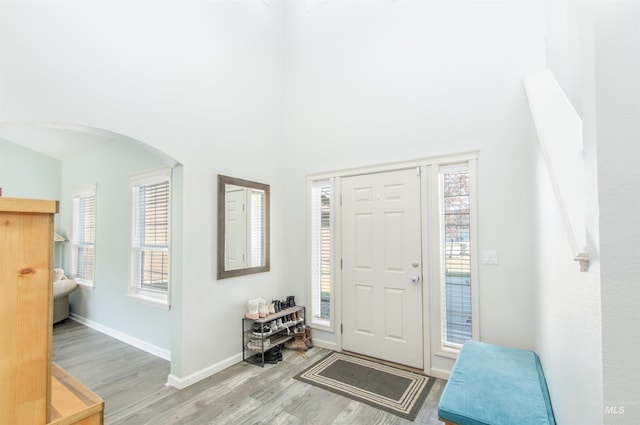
[383, 212, 404, 271]
[354, 213, 373, 268]
[384, 288, 405, 340]
[224, 188, 246, 271]
[342, 168, 423, 369]
[355, 284, 374, 334]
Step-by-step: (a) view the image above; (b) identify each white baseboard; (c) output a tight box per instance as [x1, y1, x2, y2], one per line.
[430, 367, 451, 380]
[70, 313, 171, 361]
[312, 338, 338, 351]
[167, 353, 242, 390]
[168, 338, 338, 390]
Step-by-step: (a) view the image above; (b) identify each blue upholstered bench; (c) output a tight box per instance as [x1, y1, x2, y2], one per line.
[438, 341, 555, 425]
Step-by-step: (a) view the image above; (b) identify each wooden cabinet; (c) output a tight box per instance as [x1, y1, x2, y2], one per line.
[0, 197, 58, 423]
[0, 197, 104, 425]
[49, 363, 104, 425]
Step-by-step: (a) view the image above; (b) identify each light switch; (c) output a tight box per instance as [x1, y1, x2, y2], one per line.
[482, 250, 498, 265]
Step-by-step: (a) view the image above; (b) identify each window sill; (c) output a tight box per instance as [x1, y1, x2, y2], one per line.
[76, 280, 94, 289]
[436, 347, 461, 360]
[309, 319, 333, 333]
[127, 293, 170, 310]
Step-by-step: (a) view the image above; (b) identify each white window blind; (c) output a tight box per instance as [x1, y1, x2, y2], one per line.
[310, 179, 332, 326]
[439, 165, 472, 348]
[130, 169, 170, 304]
[72, 185, 97, 286]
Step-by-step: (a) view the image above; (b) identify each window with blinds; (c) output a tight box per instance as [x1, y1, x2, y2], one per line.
[309, 179, 332, 328]
[130, 169, 171, 305]
[439, 166, 472, 348]
[72, 184, 97, 287]
[248, 188, 265, 267]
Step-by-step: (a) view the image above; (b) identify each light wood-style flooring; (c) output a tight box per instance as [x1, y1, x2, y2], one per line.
[53, 320, 446, 425]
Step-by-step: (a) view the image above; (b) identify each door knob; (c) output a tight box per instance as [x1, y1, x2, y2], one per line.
[410, 275, 420, 283]
[411, 261, 420, 268]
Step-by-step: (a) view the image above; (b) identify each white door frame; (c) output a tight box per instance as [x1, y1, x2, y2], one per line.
[308, 151, 478, 375]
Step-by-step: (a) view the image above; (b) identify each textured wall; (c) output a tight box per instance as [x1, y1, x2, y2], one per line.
[593, 3, 640, 423]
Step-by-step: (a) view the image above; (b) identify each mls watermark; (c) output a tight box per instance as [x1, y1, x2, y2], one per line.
[604, 400, 639, 422]
[604, 405, 625, 415]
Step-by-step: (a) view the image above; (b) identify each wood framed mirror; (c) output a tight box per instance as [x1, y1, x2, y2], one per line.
[217, 175, 270, 279]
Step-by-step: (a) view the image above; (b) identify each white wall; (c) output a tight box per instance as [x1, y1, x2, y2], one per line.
[535, 2, 640, 424]
[283, 0, 546, 373]
[533, 3, 604, 424]
[593, 3, 640, 423]
[544, 0, 582, 116]
[533, 138, 603, 423]
[0, 0, 287, 382]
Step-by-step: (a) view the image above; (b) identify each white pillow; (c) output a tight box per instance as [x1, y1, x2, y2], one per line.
[53, 268, 65, 282]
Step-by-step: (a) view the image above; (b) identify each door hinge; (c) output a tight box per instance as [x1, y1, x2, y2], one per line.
[341, 324, 343, 334]
[340, 194, 342, 206]
[416, 166, 421, 176]
[340, 259, 343, 269]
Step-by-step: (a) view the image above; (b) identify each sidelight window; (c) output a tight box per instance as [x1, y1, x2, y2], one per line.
[309, 179, 333, 328]
[435, 161, 478, 353]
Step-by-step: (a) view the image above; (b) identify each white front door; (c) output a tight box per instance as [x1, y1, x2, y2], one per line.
[341, 168, 423, 369]
[224, 187, 246, 271]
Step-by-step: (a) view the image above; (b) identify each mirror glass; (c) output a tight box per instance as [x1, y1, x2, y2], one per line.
[217, 175, 270, 279]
